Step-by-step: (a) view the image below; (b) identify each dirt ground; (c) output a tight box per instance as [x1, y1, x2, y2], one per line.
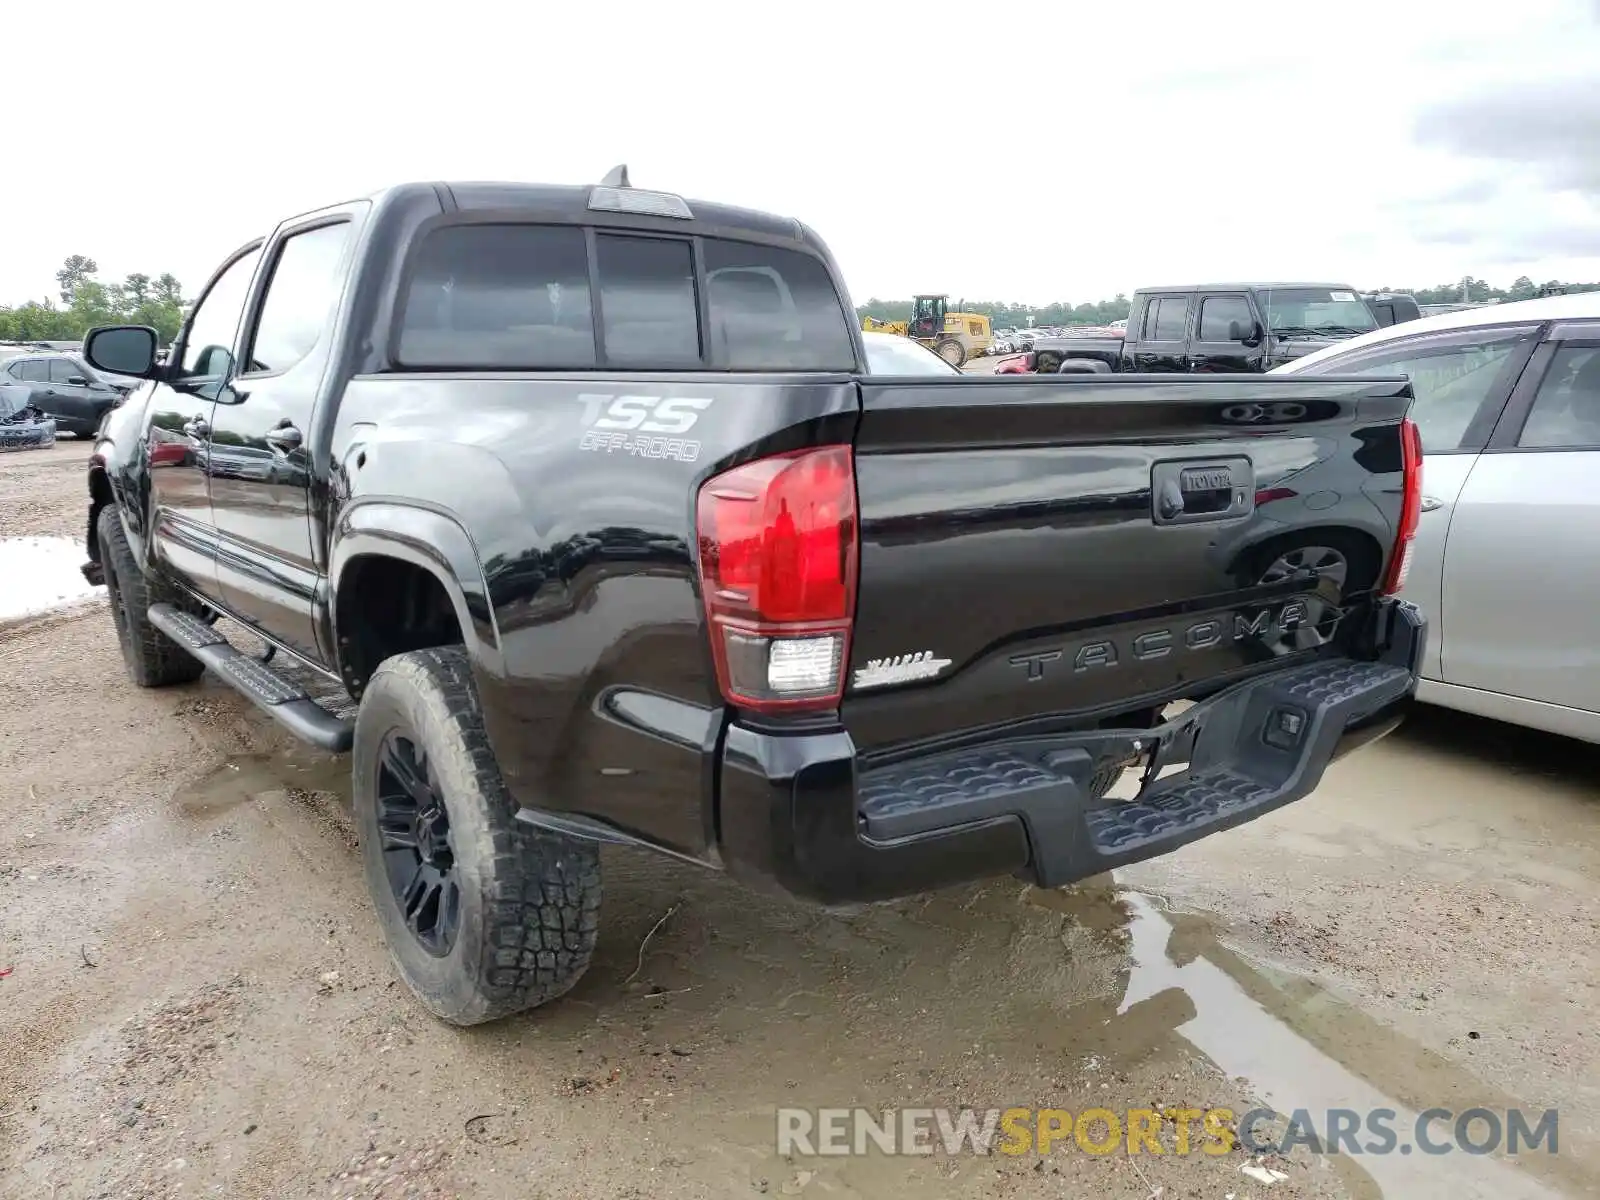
[2, 442, 1597, 1199]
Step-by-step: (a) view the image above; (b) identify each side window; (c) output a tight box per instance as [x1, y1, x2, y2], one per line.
[1139, 299, 1159, 339]
[1150, 296, 1189, 341]
[19, 360, 49, 382]
[1198, 295, 1253, 341]
[1313, 329, 1534, 452]
[595, 235, 700, 367]
[180, 248, 264, 379]
[1517, 346, 1600, 449]
[703, 239, 855, 371]
[2, 360, 22, 380]
[245, 222, 352, 375]
[48, 360, 78, 383]
[397, 225, 595, 368]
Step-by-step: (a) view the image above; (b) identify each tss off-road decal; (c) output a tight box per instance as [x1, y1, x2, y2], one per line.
[576, 394, 712, 463]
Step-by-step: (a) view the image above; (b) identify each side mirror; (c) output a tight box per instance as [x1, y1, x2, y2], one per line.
[66, 375, 88, 387]
[84, 325, 160, 379]
[1229, 319, 1264, 347]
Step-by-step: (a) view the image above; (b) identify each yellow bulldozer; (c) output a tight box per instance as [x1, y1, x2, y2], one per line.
[861, 294, 992, 367]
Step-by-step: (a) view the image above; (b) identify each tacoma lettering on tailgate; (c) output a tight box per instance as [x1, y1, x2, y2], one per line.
[1009, 600, 1312, 682]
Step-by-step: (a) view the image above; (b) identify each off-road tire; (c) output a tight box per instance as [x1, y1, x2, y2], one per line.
[96, 506, 206, 687]
[353, 647, 602, 1025]
[937, 338, 966, 367]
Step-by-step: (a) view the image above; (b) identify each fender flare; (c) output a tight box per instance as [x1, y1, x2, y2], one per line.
[328, 500, 504, 680]
[1058, 358, 1113, 374]
[91, 464, 153, 573]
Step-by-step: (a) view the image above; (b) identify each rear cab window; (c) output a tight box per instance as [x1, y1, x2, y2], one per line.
[395, 223, 856, 372]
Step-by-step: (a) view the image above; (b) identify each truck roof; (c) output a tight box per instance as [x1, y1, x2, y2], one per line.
[1135, 282, 1357, 293]
[347, 180, 817, 249]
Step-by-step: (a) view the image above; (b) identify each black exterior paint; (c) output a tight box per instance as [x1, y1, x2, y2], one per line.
[87, 181, 1423, 904]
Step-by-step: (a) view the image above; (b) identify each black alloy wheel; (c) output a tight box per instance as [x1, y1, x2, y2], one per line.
[376, 732, 462, 958]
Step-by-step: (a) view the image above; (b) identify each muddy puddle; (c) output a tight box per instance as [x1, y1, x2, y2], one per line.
[0, 535, 99, 623]
[1107, 892, 1577, 1198]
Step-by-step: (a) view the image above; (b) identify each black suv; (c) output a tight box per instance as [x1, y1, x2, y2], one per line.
[1, 351, 138, 436]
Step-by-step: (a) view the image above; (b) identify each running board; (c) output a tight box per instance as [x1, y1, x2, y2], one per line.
[147, 603, 354, 752]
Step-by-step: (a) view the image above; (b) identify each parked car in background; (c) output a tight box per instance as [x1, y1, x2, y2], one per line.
[861, 329, 962, 375]
[1273, 291, 1600, 742]
[1363, 292, 1422, 328]
[2, 351, 139, 436]
[1006, 283, 1379, 375]
[0, 384, 58, 450]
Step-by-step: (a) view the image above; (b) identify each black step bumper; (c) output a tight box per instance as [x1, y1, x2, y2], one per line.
[718, 599, 1423, 906]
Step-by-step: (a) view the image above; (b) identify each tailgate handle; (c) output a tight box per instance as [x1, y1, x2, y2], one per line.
[1152, 457, 1254, 526]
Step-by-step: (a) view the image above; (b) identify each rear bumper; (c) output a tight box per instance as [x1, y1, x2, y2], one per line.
[718, 599, 1424, 906]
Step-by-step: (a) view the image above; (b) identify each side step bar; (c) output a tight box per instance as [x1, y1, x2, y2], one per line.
[147, 603, 354, 753]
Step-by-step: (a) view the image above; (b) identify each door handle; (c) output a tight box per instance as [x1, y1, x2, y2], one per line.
[1420, 495, 1444, 512]
[183, 417, 209, 437]
[264, 421, 303, 452]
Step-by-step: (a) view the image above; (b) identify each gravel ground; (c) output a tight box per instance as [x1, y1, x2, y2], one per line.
[1, 442, 1596, 1199]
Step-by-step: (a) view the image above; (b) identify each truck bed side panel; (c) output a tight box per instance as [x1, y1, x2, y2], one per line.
[330, 374, 858, 858]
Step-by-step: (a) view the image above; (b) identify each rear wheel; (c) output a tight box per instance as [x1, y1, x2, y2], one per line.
[96, 506, 205, 687]
[937, 339, 966, 367]
[353, 647, 602, 1025]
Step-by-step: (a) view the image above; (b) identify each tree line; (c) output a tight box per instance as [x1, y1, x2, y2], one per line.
[0, 255, 187, 345]
[8, 258, 1599, 345]
[858, 277, 1600, 328]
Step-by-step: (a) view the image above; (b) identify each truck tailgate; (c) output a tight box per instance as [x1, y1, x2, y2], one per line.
[844, 374, 1413, 752]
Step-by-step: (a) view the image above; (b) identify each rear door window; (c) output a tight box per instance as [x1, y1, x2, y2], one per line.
[397, 225, 596, 368]
[19, 360, 49, 382]
[1517, 345, 1600, 448]
[702, 239, 854, 370]
[245, 221, 352, 375]
[1146, 296, 1189, 341]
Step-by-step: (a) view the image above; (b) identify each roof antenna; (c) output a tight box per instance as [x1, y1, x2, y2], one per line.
[599, 164, 630, 188]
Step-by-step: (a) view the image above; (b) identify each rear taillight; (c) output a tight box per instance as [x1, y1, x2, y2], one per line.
[696, 446, 858, 712]
[1381, 417, 1423, 595]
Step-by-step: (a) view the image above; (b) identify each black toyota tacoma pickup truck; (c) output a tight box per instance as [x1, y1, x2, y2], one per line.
[78, 172, 1425, 1025]
[1016, 283, 1381, 375]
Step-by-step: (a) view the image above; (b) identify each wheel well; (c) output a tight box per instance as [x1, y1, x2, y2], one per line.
[335, 555, 465, 696]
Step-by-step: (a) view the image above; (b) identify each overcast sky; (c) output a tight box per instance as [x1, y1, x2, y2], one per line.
[7, 0, 1600, 308]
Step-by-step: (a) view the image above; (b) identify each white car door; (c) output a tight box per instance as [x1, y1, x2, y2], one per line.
[1443, 324, 1600, 714]
[1291, 323, 1542, 682]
